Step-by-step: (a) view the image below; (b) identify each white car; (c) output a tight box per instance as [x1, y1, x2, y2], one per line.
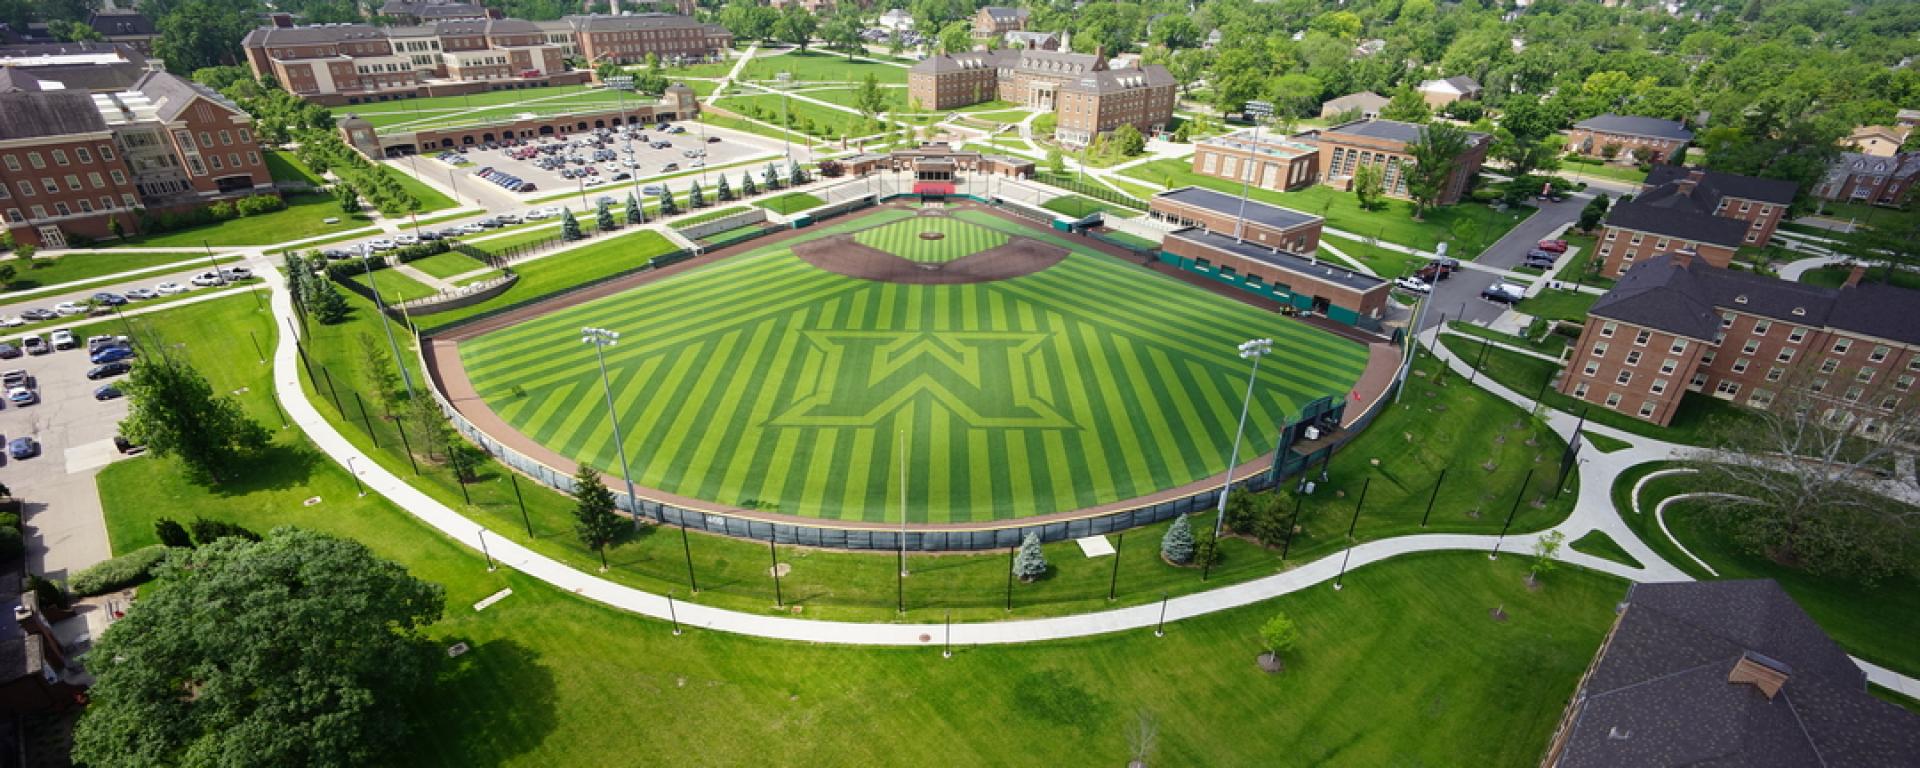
[53, 301, 87, 316]
[125, 288, 158, 300]
[190, 271, 225, 287]
[368, 238, 397, 251]
[524, 207, 561, 220]
[154, 281, 187, 296]
[220, 267, 252, 280]
[1395, 276, 1432, 294]
[50, 330, 76, 349]
[0, 316, 22, 328]
[495, 213, 522, 224]
[394, 234, 419, 246]
[583, 178, 607, 187]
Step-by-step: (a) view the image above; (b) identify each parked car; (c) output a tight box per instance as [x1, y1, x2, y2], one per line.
[90, 292, 128, 306]
[2, 370, 26, 388]
[1536, 239, 1568, 253]
[155, 281, 187, 296]
[1481, 283, 1526, 304]
[394, 234, 419, 246]
[495, 213, 522, 224]
[51, 330, 77, 350]
[114, 434, 144, 454]
[191, 271, 228, 287]
[660, 162, 679, 172]
[53, 301, 87, 316]
[125, 288, 158, 300]
[21, 336, 47, 355]
[20, 308, 56, 321]
[94, 384, 123, 401]
[1394, 276, 1432, 294]
[222, 266, 253, 280]
[642, 185, 666, 196]
[706, 136, 721, 143]
[87, 361, 131, 380]
[6, 387, 34, 407]
[90, 346, 136, 365]
[8, 436, 37, 459]
[0, 343, 17, 360]
[525, 208, 555, 221]
[0, 316, 21, 328]
[87, 335, 129, 352]
[610, 171, 632, 181]
[1413, 263, 1448, 283]
[368, 238, 397, 251]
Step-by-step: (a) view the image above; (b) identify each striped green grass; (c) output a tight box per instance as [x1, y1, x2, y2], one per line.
[852, 217, 1007, 263]
[462, 209, 1368, 523]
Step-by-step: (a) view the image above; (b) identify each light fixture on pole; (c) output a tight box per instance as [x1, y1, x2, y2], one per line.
[359, 242, 415, 398]
[582, 327, 641, 524]
[1231, 100, 1273, 243]
[1204, 337, 1273, 581]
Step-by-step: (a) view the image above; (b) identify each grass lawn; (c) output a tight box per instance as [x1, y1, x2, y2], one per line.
[1514, 288, 1598, 324]
[407, 251, 492, 280]
[737, 50, 908, 84]
[1445, 321, 1569, 359]
[719, 93, 876, 138]
[346, 267, 440, 304]
[965, 109, 1035, 124]
[753, 191, 825, 215]
[657, 58, 736, 78]
[1550, 233, 1612, 290]
[669, 206, 753, 229]
[1811, 199, 1920, 234]
[1799, 264, 1920, 291]
[698, 112, 815, 146]
[350, 85, 644, 133]
[1097, 230, 1161, 250]
[1041, 195, 1139, 220]
[1, 251, 205, 293]
[800, 86, 907, 113]
[698, 224, 765, 244]
[1620, 465, 1920, 677]
[458, 208, 1369, 524]
[1559, 160, 1648, 185]
[265, 150, 324, 186]
[1569, 530, 1642, 569]
[1320, 234, 1423, 278]
[1118, 158, 1535, 252]
[1583, 432, 1631, 453]
[111, 194, 374, 247]
[387, 167, 459, 214]
[1440, 337, 1755, 446]
[419, 229, 677, 331]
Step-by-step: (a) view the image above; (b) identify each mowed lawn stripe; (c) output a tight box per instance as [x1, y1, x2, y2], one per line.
[968, 428, 1000, 520]
[1111, 334, 1196, 482]
[615, 340, 708, 485]
[634, 328, 748, 490]
[796, 429, 841, 515]
[711, 313, 813, 507]
[1004, 430, 1037, 518]
[1077, 322, 1159, 491]
[1150, 347, 1228, 472]
[927, 403, 954, 523]
[673, 319, 782, 500]
[844, 427, 880, 523]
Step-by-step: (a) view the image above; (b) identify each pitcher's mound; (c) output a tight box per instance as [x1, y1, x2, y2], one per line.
[793, 233, 1067, 284]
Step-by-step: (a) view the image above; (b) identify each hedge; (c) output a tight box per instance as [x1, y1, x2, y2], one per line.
[71, 545, 171, 596]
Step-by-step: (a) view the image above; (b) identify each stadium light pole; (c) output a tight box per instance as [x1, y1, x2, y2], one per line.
[1232, 100, 1273, 243]
[582, 327, 641, 525]
[1204, 337, 1273, 581]
[359, 243, 416, 398]
[898, 428, 910, 578]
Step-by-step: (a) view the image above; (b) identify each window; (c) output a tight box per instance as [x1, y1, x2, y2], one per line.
[1858, 368, 1875, 384]
[1582, 361, 1600, 376]
[26, 152, 43, 169]
[100, 197, 113, 209]
[1811, 378, 1828, 394]
[1, 155, 16, 171]
[65, 175, 80, 191]
[51, 150, 68, 166]
[15, 181, 31, 198]
[1899, 375, 1915, 392]
[53, 202, 69, 216]
[1845, 386, 1864, 402]
[121, 194, 136, 208]
[1777, 348, 1796, 363]
[87, 172, 103, 189]
[1660, 358, 1679, 375]
[1767, 367, 1784, 382]
[1715, 380, 1742, 396]
[1752, 320, 1771, 336]
[1638, 401, 1657, 418]
[248, 152, 260, 166]
[1590, 342, 1609, 358]
[1573, 382, 1590, 398]
[1616, 371, 1633, 386]
[1703, 349, 1718, 364]
[1749, 390, 1774, 408]
[1605, 393, 1623, 408]
[40, 179, 57, 194]
[198, 132, 213, 149]
[238, 129, 251, 144]
[1832, 339, 1853, 355]
[1635, 329, 1651, 346]
[1651, 378, 1669, 395]
[76, 199, 91, 213]
[1720, 312, 1735, 329]
[1788, 327, 1807, 344]
[1600, 321, 1617, 338]
[1742, 339, 1760, 355]
[1732, 358, 1750, 374]
[3, 209, 17, 223]
[110, 170, 126, 185]
[1871, 345, 1889, 363]
[1820, 358, 1840, 374]
[0, 184, 7, 200]
[219, 130, 232, 146]
[29, 205, 44, 219]
[1625, 350, 1642, 366]
[1669, 339, 1688, 354]
[1691, 371, 1710, 389]
[209, 154, 223, 170]
[76, 147, 91, 163]
[100, 145, 114, 161]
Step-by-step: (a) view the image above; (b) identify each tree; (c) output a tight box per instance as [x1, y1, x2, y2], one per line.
[1150, 15, 1200, 50]
[1161, 513, 1195, 565]
[1046, 148, 1066, 176]
[153, 0, 259, 74]
[1352, 162, 1384, 211]
[625, 192, 644, 226]
[597, 198, 617, 231]
[764, 163, 783, 190]
[821, 7, 863, 58]
[1110, 124, 1146, 157]
[854, 73, 889, 121]
[659, 187, 679, 216]
[789, 160, 809, 185]
[355, 332, 400, 409]
[594, 59, 622, 84]
[73, 529, 445, 767]
[1405, 122, 1471, 219]
[153, 518, 192, 548]
[189, 518, 260, 545]
[572, 465, 623, 571]
[772, 5, 818, 50]
[560, 208, 583, 240]
[689, 180, 707, 209]
[937, 21, 973, 55]
[1258, 612, 1301, 670]
[50, 19, 104, 42]
[311, 278, 350, 324]
[716, 174, 735, 202]
[741, 171, 758, 196]
[1578, 194, 1611, 232]
[107, 215, 125, 241]
[1012, 532, 1047, 582]
[0, 264, 13, 288]
[1379, 89, 1432, 123]
[1527, 531, 1564, 587]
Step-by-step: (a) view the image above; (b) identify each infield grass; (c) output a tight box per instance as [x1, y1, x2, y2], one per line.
[852, 217, 1006, 263]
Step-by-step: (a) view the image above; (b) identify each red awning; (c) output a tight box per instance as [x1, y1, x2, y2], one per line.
[913, 182, 956, 196]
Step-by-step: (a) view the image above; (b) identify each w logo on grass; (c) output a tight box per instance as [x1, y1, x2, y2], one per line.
[770, 330, 1077, 430]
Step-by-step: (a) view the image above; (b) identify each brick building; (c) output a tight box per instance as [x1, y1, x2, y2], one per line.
[0, 69, 273, 248]
[907, 48, 1175, 148]
[377, 0, 491, 24]
[1556, 252, 1920, 432]
[0, 42, 156, 93]
[1315, 119, 1489, 205]
[1814, 151, 1920, 208]
[566, 13, 732, 65]
[1567, 114, 1692, 164]
[1003, 30, 1060, 51]
[1149, 186, 1323, 253]
[973, 6, 1030, 36]
[1416, 75, 1480, 108]
[1144, 187, 1387, 326]
[1190, 129, 1320, 193]
[1596, 167, 1796, 277]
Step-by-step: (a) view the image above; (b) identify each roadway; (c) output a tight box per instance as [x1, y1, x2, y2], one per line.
[1419, 193, 1589, 331]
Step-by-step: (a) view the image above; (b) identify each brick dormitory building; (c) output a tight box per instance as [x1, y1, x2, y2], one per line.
[1595, 167, 1796, 278]
[1556, 252, 1920, 433]
[1313, 119, 1491, 205]
[0, 68, 273, 248]
[907, 48, 1175, 148]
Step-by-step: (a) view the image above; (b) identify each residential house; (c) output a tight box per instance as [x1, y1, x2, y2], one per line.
[1003, 30, 1060, 51]
[1843, 124, 1912, 157]
[973, 6, 1030, 36]
[1319, 91, 1388, 121]
[1416, 75, 1481, 108]
[1814, 152, 1920, 208]
[84, 9, 158, 55]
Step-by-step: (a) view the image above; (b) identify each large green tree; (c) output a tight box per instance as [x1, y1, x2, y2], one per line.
[1405, 121, 1471, 219]
[573, 465, 623, 570]
[73, 529, 446, 767]
[155, 0, 263, 74]
[118, 353, 270, 483]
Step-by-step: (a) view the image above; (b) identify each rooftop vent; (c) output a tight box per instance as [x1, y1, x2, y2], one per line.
[1607, 727, 1631, 741]
[1734, 295, 1748, 304]
[1729, 652, 1791, 700]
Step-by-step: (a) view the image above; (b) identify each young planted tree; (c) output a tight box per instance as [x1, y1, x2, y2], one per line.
[597, 199, 617, 231]
[741, 171, 759, 196]
[764, 163, 783, 190]
[716, 174, 735, 202]
[153, 518, 192, 548]
[689, 180, 707, 208]
[1406, 122, 1471, 219]
[1527, 531, 1565, 588]
[790, 160, 809, 185]
[560, 208, 584, 241]
[355, 332, 401, 409]
[1352, 163, 1384, 211]
[117, 351, 269, 486]
[1578, 194, 1611, 232]
[626, 192, 646, 225]
[1258, 612, 1301, 672]
[1160, 513, 1195, 565]
[658, 187, 680, 216]
[1012, 532, 1048, 582]
[311, 278, 350, 324]
[572, 465, 623, 571]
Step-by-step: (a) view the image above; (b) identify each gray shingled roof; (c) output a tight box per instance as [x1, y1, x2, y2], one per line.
[1556, 581, 1920, 768]
[1603, 189, 1751, 247]
[1645, 166, 1798, 205]
[566, 13, 712, 32]
[1154, 186, 1320, 232]
[1574, 113, 1694, 142]
[1591, 253, 1920, 345]
[87, 10, 155, 37]
[1587, 254, 1723, 340]
[1167, 229, 1384, 291]
[1059, 65, 1175, 95]
[1323, 119, 1490, 147]
[242, 24, 388, 47]
[132, 70, 246, 124]
[981, 6, 1029, 22]
[0, 70, 112, 140]
[1322, 91, 1388, 111]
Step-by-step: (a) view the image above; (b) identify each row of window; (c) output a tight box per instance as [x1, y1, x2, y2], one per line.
[2, 144, 118, 172]
[5, 194, 136, 222]
[0, 169, 128, 199]
[179, 129, 253, 152]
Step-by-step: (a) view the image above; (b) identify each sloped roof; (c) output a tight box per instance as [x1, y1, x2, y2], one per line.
[1059, 65, 1174, 95]
[1420, 75, 1480, 94]
[1644, 166, 1798, 205]
[0, 69, 115, 141]
[1588, 254, 1723, 340]
[1322, 118, 1490, 147]
[86, 10, 156, 37]
[566, 13, 711, 32]
[1591, 253, 1920, 345]
[981, 6, 1030, 22]
[242, 24, 388, 47]
[1604, 189, 1750, 247]
[1322, 91, 1389, 111]
[1556, 580, 1920, 768]
[131, 70, 245, 124]
[1574, 113, 1694, 142]
[1154, 186, 1321, 232]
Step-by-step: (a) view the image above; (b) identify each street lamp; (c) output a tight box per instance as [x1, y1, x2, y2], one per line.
[1204, 337, 1273, 580]
[359, 243, 416, 398]
[1232, 100, 1273, 243]
[346, 456, 366, 497]
[581, 327, 640, 524]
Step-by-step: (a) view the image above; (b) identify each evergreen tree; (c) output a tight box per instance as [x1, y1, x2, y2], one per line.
[282, 252, 308, 311]
[716, 174, 735, 202]
[741, 171, 759, 196]
[1012, 532, 1048, 582]
[689, 180, 706, 208]
[1161, 514, 1195, 565]
[154, 518, 192, 548]
[659, 187, 680, 216]
[312, 279, 350, 324]
[596, 198, 617, 231]
[560, 208, 584, 240]
[764, 163, 783, 190]
[336, 184, 359, 214]
[789, 160, 809, 185]
[572, 465, 622, 571]
[627, 192, 646, 225]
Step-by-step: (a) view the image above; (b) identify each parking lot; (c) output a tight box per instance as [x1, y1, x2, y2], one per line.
[415, 121, 789, 204]
[0, 330, 140, 581]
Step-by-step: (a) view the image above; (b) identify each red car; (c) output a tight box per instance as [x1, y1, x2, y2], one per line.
[1536, 239, 1569, 253]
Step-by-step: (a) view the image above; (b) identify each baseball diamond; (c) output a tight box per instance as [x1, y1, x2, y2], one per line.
[456, 207, 1369, 524]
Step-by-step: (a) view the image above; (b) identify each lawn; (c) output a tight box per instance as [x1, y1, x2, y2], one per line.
[265, 150, 325, 186]
[964, 109, 1035, 124]
[1569, 530, 1641, 569]
[657, 58, 736, 79]
[1621, 465, 1920, 677]
[407, 251, 491, 280]
[110, 194, 374, 247]
[1118, 158, 1535, 252]
[345, 267, 440, 304]
[1549, 233, 1612, 290]
[698, 111, 814, 146]
[1320, 234, 1423, 277]
[737, 50, 909, 84]
[851, 217, 1006, 262]
[1810, 199, 1920, 234]
[800, 86, 908, 113]
[1438, 336, 1755, 446]
[718, 92, 876, 138]
[1514, 287, 1598, 324]
[350, 85, 648, 133]
[1558, 159, 1648, 185]
[669, 206, 753, 229]
[1445, 321, 1569, 359]
[459, 208, 1370, 524]
[1, 251, 206, 293]
[1041, 195, 1140, 220]
[387, 166, 460, 214]
[419, 228, 678, 330]
[753, 191, 825, 215]
[1799, 264, 1920, 291]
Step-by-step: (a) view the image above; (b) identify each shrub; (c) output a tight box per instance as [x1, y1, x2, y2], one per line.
[1012, 533, 1048, 581]
[155, 517, 193, 548]
[190, 518, 262, 546]
[235, 194, 285, 216]
[208, 201, 238, 220]
[0, 525, 21, 559]
[70, 545, 170, 596]
[26, 573, 69, 611]
[1161, 513, 1195, 565]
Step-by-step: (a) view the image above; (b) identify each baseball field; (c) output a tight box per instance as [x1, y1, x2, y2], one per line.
[457, 207, 1370, 524]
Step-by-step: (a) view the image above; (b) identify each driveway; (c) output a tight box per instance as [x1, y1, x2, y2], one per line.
[1421, 194, 1586, 331]
[0, 336, 137, 583]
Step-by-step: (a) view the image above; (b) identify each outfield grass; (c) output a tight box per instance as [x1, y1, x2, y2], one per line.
[459, 208, 1370, 523]
[111, 194, 374, 247]
[1, 251, 205, 293]
[1041, 195, 1139, 220]
[852, 217, 1007, 262]
[737, 50, 908, 84]
[1118, 158, 1534, 252]
[1569, 530, 1641, 569]
[419, 229, 678, 330]
[346, 267, 440, 304]
[407, 251, 491, 280]
[754, 192, 826, 215]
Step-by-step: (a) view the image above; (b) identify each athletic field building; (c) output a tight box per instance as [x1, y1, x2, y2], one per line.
[1189, 129, 1321, 193]
[1146, 188, 1386, 326]
[1148, 186, 1322, 253]
[338, 83, 700, 155]
[822, 144, 1034, 179]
